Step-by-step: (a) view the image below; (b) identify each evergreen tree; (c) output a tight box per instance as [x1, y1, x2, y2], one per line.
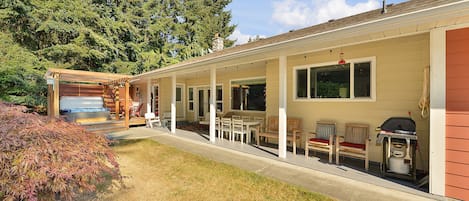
[0, 0, 236, 109]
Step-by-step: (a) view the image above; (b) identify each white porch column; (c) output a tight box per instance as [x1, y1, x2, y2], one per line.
[146, 79, 152, 114]
[171, 74, 177, 134]
[278, 55, 287, 159]
[429, 28, 446, 196]
[209, 67, 217, 143]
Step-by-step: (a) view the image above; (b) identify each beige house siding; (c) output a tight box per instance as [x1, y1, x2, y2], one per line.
[143, 34, 430, 170]
[266, 33, 430, 170]
[182, 63, 267, 122]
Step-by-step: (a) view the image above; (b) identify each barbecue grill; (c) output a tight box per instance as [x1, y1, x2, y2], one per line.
[377, 117, 418, 182]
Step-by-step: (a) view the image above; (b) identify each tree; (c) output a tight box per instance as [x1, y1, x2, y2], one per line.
[0, 0, 236, 107]
[0, 102, 120, 201]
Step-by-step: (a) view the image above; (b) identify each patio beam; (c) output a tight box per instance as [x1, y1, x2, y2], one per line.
[171, 74, 176, 133]
[278, 55, 287, 158]
[209, 66, 216, 143]
[146, 79, 152, 114]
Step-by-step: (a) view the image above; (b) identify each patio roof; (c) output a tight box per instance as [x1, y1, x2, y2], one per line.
[135, 0, 469, 79]
[45, 68, 131, 84]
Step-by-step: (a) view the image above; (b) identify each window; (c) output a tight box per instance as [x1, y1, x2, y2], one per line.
[295, 58, 374, 101]
[188, 87, 194, 111]
[208, 86, 223, 112]
[297, 69, 307, 98]
[310, 63, 350, 98]
[231, 78, 266, 111]
[176, 87, 182, 101]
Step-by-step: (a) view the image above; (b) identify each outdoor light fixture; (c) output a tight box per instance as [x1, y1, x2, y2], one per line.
[338, 51, 346, 65]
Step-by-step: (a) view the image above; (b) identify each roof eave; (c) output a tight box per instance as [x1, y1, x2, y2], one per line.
[135, 0, 469, 80]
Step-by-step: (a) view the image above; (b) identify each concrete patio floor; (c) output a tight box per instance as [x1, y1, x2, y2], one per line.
[108, 127, 448, 201]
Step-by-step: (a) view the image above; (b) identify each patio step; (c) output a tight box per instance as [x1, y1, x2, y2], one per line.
[81, 121, 128, 134]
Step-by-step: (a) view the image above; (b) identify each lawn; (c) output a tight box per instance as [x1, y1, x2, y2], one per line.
[99, 139, 333, 201]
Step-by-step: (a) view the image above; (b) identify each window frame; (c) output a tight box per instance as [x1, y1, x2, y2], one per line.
[229, 76, 266, 112]
[187, 84, 223, 113]
[293, 56, 376, 102]
[188, 87, 194, 111]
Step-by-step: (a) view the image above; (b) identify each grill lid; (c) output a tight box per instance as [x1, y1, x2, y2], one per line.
[380, 117, 416, 134]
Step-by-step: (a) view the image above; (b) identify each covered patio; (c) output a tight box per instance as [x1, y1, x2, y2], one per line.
[108, 126, 437, 200]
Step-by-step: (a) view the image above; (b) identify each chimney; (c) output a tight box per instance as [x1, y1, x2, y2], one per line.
[381, 0, 387, 14]
[212, 33, 224, 52]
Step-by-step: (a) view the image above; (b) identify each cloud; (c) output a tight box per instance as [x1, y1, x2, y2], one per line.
[228, 29, 267, 45]
[272, 0, 380, 29]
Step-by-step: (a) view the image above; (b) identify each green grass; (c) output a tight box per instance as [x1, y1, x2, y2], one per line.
[100, 139, 333, 201]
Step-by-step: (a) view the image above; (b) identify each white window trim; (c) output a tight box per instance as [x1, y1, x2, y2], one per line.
[229, 76, 267, 112]
[293, 56, 376, 102]
[187, 84, 223, 113]
[188, 87, 194, 112]
[176, 83, 186, 119]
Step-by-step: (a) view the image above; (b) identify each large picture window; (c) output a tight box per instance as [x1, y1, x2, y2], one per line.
[295, 57, 374, 101]
[231, 78, 266, 111]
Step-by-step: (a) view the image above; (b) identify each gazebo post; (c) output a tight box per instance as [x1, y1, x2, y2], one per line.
[47, 78, 54, 122]
[115, 87, 120, 120]
[124, 81, 130, 128]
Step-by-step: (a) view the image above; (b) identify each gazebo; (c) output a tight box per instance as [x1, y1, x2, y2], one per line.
[44, 68, 140, 132]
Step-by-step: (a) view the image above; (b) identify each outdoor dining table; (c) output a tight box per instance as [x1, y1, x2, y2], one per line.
[198, 120, 260, 143]
[243, 120, 260, 144]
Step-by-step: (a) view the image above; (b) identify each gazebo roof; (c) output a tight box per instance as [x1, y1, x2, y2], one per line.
[45, 68, 131, 84]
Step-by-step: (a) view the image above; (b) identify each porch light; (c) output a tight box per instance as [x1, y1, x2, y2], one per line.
[338, 52, 346, 65]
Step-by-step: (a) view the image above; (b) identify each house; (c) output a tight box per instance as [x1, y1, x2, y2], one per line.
[46, 0, 469, 200]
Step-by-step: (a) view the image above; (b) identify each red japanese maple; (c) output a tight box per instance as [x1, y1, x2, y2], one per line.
[0, 102, 120, 201]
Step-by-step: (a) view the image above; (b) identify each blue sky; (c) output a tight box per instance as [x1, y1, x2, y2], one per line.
[227, 0, 407, 45]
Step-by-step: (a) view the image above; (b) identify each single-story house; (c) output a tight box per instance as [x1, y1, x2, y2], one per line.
[46, 0, 469, 200]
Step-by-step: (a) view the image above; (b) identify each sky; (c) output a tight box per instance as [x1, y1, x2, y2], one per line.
[227, 0, 408, 45]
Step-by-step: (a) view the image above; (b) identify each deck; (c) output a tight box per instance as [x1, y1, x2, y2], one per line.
[80, 117, 146, 134]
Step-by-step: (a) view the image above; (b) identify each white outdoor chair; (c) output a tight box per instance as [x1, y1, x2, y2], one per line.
[221, 118, 233, 141]
[145, 113, 161, 128]
[215, 117, 223, 139]
[232, 119, 247, 144]
[231, 115, 241, 120]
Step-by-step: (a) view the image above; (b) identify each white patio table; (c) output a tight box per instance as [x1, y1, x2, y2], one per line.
[243, 121, 260, 144]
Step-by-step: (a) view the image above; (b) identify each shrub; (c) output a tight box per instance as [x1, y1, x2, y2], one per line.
[0, 102, 120, 201]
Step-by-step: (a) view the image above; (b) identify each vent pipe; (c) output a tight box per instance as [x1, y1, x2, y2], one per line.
[381, 0, 387, 14]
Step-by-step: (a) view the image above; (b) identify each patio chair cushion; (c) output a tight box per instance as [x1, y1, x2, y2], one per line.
[308, 138, 330, 145]
[339, 142, 366, 150]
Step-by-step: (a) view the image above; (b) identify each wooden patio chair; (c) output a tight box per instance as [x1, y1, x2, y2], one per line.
[256, 116, 302, 155]
[305, 121, 336, 163]
[335, 123, 370, 170]
[252, 116, 265, 143]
